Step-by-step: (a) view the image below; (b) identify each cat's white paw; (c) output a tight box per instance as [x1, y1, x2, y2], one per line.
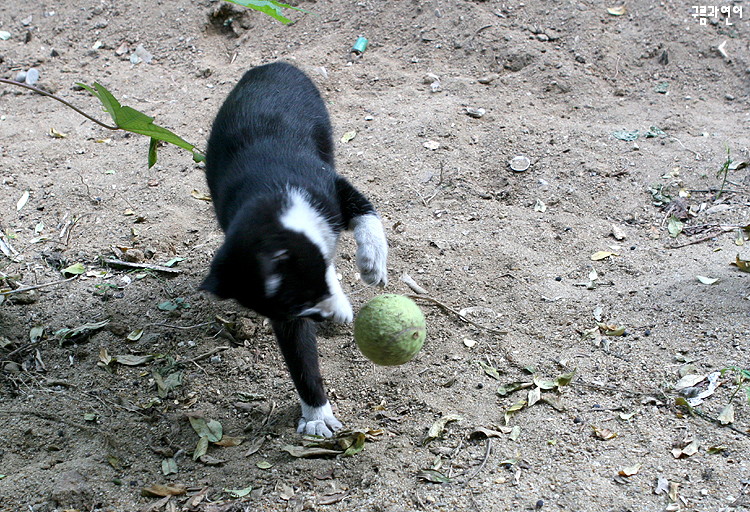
[315, 293, 353, 324]
[298, 401, 342, 437]
[329, 293, 354, 323]
[317, 264, 353, 323]
[353, 214, 388, 287]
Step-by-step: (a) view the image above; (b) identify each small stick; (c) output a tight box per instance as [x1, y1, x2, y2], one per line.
[689, 406, 750, 438]
[400, 273, 429, 294]
[463, 438, 492, 482]
[669, 231, 724, 249]
[182, 346, 230, 365]
[572, 379, 652, 398]
[0, 275, 77, 296]
[102, 258, 181, 274]
[146, 321, 214, 331]
[0, 78, 119, 130]
[406, 294, 508, 336]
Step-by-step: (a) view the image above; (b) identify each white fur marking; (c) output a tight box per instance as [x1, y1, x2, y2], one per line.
[351, 214, 388, 286]
[299, 266, 352, 323]
[315, 265, 353, 323]
[280, 189, 336, 261]
[264, 273, 282, 297]
[298, 400, 342, 437]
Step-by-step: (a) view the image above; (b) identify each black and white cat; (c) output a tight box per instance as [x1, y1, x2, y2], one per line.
[200, 62, 388, 437]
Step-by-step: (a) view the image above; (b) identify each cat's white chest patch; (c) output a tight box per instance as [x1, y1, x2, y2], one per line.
[280, 189, 336, 260]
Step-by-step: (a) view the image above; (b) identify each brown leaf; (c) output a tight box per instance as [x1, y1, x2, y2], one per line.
[281, 445, 342, 458]
[591, 425, 618, 440]
[141, 484, 187, 497]
[214, 435, 245, 447]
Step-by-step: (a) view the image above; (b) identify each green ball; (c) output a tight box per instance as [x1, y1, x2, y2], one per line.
[354, 294, 426, 366]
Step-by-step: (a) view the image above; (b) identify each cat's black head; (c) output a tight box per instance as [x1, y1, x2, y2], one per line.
[201, 226, 330, 321]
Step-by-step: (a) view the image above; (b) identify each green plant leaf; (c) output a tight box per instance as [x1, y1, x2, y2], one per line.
[78, 82, 204, 167]
[342, 432, 366, 457]
[223, 0, 307, 24]
[61, 262, 86, 276]
[148, 137, 158, 168]
[554, 369, 577, 387]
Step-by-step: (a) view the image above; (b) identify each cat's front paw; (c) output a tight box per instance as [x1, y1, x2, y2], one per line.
[353, 214, 388, 287]
[298, 401, 343, 437]
[323, 292, 354, 324]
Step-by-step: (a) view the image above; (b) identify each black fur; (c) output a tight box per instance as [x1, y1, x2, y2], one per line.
[201, 62, 382, 433]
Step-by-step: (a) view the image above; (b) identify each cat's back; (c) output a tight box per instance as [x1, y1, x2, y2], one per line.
[206, 62, 332, 172]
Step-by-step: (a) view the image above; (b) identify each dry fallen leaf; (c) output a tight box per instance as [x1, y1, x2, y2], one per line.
[591, 251, 618, 261]
[672, 438, 699, 458]
[592, 425, 618, 440]
[469, 426, 509, 439]
[141, 484, 187, 497]
[618, 463, 642, 477]
[48, 127, 68, 138]
[718, 403, 734, 425]
[190, 189, 212, 201]
[340, 130, 357, 143]
[654, 476, 670, 495]
[527, 386, 541, 407]
[732, 254, 750, 272]
[696, 275, 718, 285]
[423, 414, 462, 445]
[16, 190, 30, 212]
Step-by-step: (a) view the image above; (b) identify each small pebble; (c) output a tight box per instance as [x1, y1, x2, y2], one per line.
[465, 107, 485, 118]
[15, 70, 27, 82]
[0, 31, 11, 40]
[25, 68, 39, 85]
[535, 499, 544, 509]
[509, 155, 531, 172]
[477, 73, 499, 84]
[210, 355, 222, 364]
[554, 276, 562, 282]
[130, 43, 153, 64]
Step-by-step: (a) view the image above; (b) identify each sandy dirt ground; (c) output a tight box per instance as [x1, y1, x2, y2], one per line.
[1, 1, 750, 511]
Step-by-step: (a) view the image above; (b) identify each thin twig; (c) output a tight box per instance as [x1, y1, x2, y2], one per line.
[669, 231, 725, 249]
[690, 406, 750, 438]
[463, 438, 492, 482]
[0, 78, 119, 130]
[102, 259, 181, 274]
[572, 379, 652, 397]
[146, 321, 214, 331]
[0, 275, 77, 296]
[182, 346, 230, 365]
[406, 294, 508, 336]
[669, 135, 702, 160]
